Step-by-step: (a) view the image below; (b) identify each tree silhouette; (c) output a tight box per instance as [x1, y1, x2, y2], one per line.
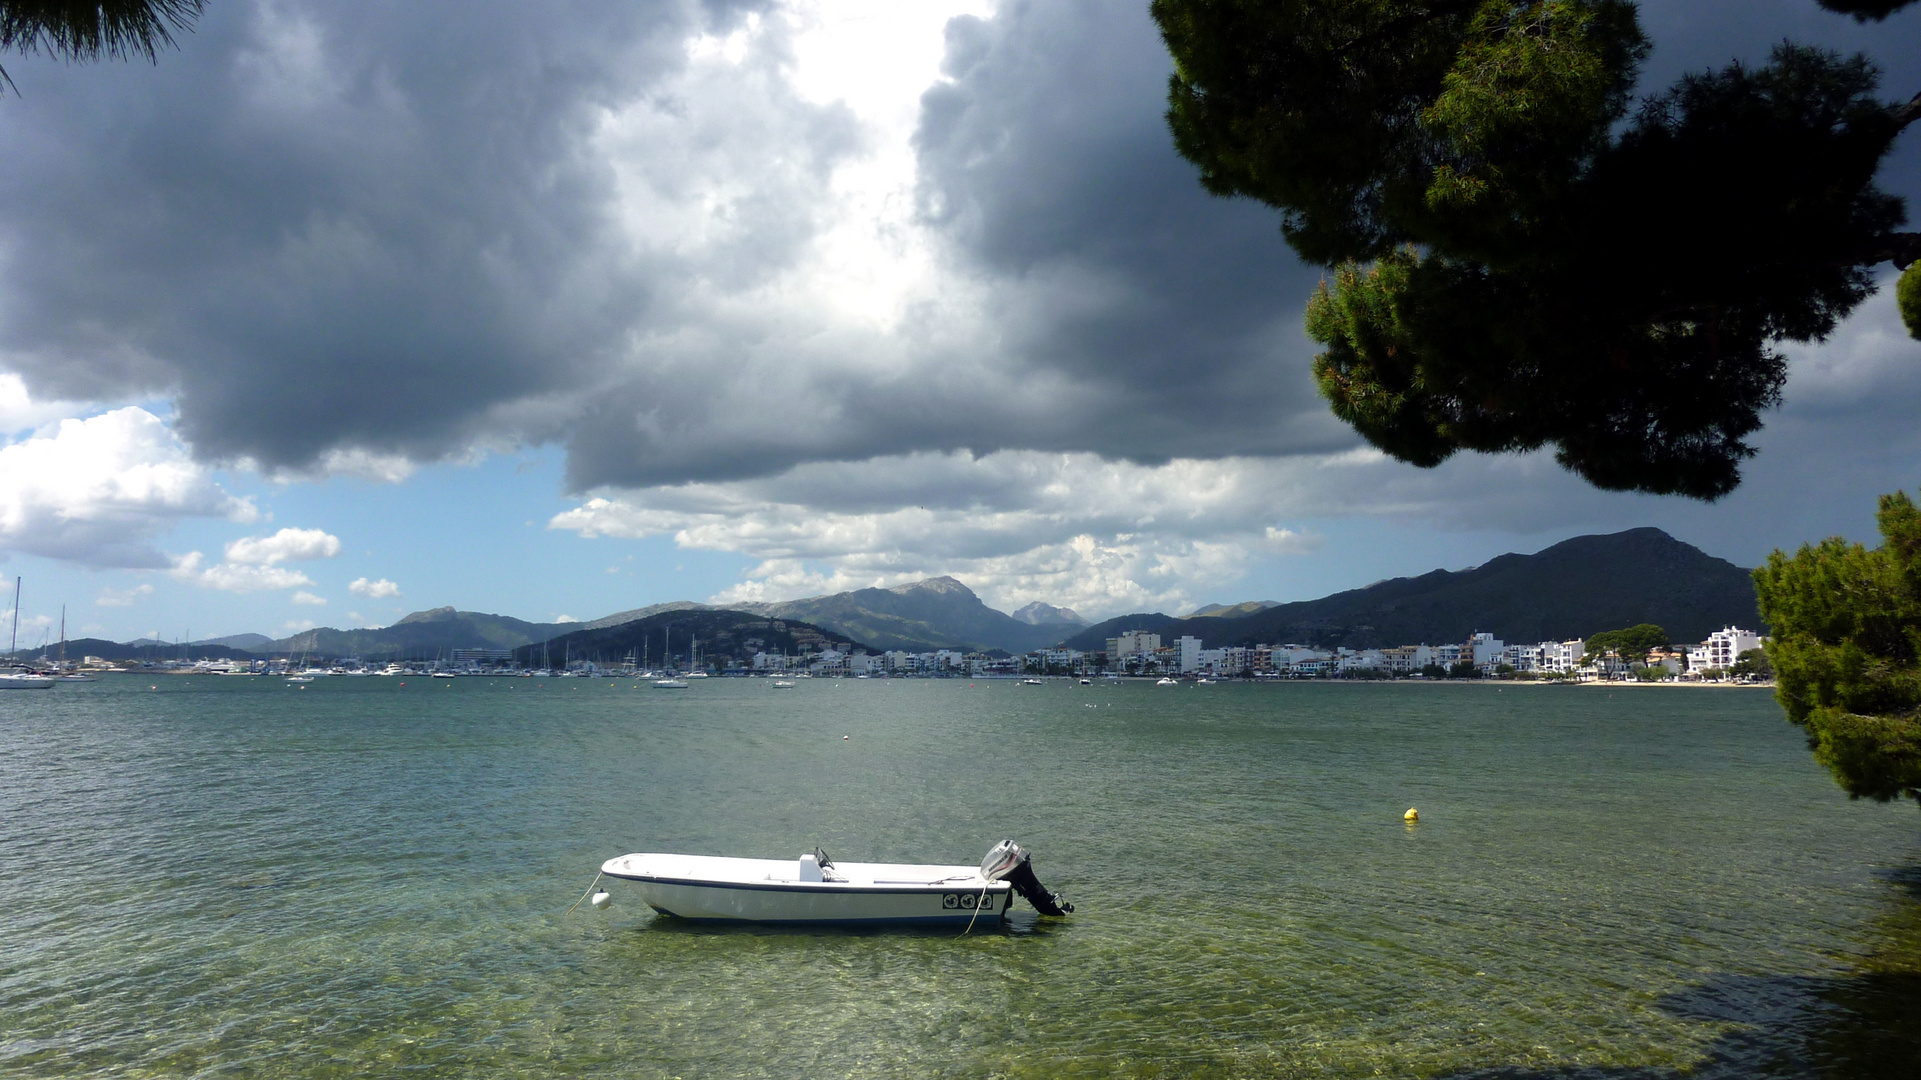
[2, 1, 205, 94]
[1155, 0, 1921, 498]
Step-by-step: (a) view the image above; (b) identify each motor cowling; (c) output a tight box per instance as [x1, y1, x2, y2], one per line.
[980, 840, 1073, 916]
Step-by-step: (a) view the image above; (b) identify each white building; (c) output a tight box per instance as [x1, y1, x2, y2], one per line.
[1547, 640, 1586, 673]
[1378, 645, 1435, 674]
[1338, 648, 1389, 673]
[1177, 635, 1202, 673]
[1107, 630, 1162, 658]
[1502, 643, 1545, 672]
[1468, 632, 1504, 668]
[1034, 648, 1083, 672]
[1692, 626, 1764, 672]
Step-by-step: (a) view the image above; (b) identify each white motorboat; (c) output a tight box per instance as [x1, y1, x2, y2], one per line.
[770, 679, 795, 688]
[597, 840, 1072, 926]
[653, 677, 689, 689]
[1155, 677, 1179, 686]
[1019, 677, 1044, 686]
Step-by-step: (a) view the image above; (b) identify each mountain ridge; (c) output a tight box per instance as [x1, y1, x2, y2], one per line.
[1062, 528, 1761, 652]
[726, 578, 1080, 653]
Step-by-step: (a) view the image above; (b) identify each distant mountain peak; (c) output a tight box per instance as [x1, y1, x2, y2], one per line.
[1012, 601, 1086, 626]
[889, 576, 975, 598]
[397, 606, 458, 625]
[1186, 601, 1280, 618]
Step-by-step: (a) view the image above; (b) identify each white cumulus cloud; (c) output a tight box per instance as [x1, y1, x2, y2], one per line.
[348, 577, 400, 598]
[551, 449, 1347, 618]
[170, 550, 315, 593]
[291, 591, 327, 605]
[96, 583, 155, 607]
[168, 526, 341, 593]
[0, 407, 257, 568]
[225, 527, 342, 565]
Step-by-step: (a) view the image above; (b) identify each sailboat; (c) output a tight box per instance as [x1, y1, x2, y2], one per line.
[653, 625, 689, 687]
[53, 606, 95, 681]
[1, 577, 54, 689]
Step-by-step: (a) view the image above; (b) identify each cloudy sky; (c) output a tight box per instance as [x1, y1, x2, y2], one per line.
[2, 0, 1919, 644]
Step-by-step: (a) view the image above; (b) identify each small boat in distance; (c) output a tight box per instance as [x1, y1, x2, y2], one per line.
[2, 577, 53, 688]
[771, 679, 795, 689]
[1019, 677, 1044, 686]
[653, 677, 690, 689]
[597, 840, 1072, 926]
[1156, 677, 1178, 686]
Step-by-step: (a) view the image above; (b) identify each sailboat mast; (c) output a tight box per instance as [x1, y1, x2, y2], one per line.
[9, 577, 19, 660]
[59, 606, 66, 665]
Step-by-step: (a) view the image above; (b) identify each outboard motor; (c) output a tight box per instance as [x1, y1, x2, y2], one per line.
[981, 840, 1074, 916]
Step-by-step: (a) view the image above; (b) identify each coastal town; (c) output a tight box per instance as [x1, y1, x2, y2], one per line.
[744, 624, 1769, 682]
[42, 624, 1771, 683]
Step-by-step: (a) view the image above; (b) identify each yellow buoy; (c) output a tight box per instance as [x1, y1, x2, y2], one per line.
[1404, 808, 1419, 823]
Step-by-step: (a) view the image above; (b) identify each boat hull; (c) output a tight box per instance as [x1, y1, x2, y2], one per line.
[602, 853, 1012, 925]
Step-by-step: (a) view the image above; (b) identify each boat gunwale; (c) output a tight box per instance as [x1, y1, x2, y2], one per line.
[601, 871, 1011, 897]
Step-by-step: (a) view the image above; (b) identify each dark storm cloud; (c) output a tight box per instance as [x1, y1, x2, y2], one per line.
[910, 0, 1345, 462]
[556, 0, 1355, 491]
[0, 0, 789, 470]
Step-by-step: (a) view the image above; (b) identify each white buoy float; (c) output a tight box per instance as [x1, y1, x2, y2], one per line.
[589, 888, 612, 910]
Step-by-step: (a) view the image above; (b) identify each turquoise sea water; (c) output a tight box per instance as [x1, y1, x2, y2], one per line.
[2, 676, 1918, 1078]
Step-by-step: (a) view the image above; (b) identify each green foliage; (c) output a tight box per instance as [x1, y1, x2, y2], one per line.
[1730, 647, 1774, 680]
[1584, 623, 1668, 662]
[1632, 664, 1674, 681]
[1155, 0, 1920, 498]
[1816, 1, 1920, 19]
[0, 1, 204, 93]
[1753, 489, 1921, 804]
[1899, 261, 1921, 340]
[1449, 659, 1480, 678]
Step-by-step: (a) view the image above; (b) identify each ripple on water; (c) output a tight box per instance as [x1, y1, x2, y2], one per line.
[0, 678, 1917, 1078]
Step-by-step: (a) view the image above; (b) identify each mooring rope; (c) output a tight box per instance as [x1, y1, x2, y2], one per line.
[566, 871, 604, 915]
[958, 880, 991, 936]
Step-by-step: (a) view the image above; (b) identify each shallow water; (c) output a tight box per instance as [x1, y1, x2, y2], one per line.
[2, 676, 1917, 1078]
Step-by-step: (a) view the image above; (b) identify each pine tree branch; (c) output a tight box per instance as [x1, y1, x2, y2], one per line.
[1866, 231, 1921, 269]
[1335, 0, 1484, 55]
[1894, 90, 1921, 131]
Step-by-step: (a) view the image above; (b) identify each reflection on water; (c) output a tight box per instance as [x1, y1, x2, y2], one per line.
[0, 677, 1917, 1078]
